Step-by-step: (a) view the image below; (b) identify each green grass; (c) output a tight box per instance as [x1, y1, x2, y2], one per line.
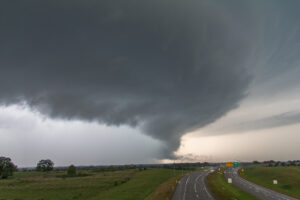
[145, 175, 182, 200]
[0, 168, 183, 200]
[206, 168, 258, 200]
[242, 165, 300, 199]
[0, 169, 135, 200]
[88, 168, 184, 200]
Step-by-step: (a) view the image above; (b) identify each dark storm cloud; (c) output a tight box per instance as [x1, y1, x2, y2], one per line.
[0, 0, 260, 158]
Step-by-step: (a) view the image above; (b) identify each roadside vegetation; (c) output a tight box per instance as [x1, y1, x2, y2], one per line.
[0, 156, 210, 200]
[145, 175, 180, 200]
[89, 168, 187, 200]
[242, 164, 300, 199]
[0, 165, 192, 200]
[206, 168, 258, 200]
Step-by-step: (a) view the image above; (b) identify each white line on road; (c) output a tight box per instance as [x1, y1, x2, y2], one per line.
[204, 170, 215, 200]
[183, 176, 190, 200]
[194, 173, 203, 193]
[204, 184, 214, 200]
[229, 168, 297, 200]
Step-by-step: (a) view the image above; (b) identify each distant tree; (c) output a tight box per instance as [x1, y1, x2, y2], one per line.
[0, 157, 17, 179]
[67, 165, 76, 176]
[36, 159, 54, 172]
[281, 162, 286, 167]
[253, 161, 260, 164]
[290, 161, 296, 166]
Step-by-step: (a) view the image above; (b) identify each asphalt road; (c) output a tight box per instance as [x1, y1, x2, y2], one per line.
[172, 168, 215, 200]
[224, 167, 298, 200]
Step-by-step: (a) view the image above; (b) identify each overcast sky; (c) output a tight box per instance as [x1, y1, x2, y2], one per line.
[0, 0, 300, 167]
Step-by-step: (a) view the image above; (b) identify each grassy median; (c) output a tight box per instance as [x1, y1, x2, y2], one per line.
[242, 165, 300, 199]
[206, 168, 258, 200]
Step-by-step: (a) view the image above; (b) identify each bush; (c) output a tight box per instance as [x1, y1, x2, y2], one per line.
[67, 165, 76, 176]
[268, 163, 273, 167]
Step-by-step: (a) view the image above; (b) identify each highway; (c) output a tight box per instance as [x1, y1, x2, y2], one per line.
[172, 168, 215, 200]
[224, 167, 298, 200]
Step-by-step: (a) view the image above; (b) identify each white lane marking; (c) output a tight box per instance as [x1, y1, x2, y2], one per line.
[205, 169, 216, 200]
[204, 183, 214, 200]
[183, 176, 190, 200]
[196, 170, 215, 200]
[229, 169, 297, 200]
[194, 173, 203, 193]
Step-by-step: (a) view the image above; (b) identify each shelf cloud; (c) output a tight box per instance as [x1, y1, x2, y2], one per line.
[0, 0, 278, 158]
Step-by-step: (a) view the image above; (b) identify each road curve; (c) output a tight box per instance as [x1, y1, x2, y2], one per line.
[172, 168, 215, 200]
[224, 167, 298, 200]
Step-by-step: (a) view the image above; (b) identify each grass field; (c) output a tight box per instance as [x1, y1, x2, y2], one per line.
[0, 168, 183, 200]
[144, 176, 180, 200]
[90, 168, 184, 200]
[242, 165, 300, 199]
[206, 168, 258, 200]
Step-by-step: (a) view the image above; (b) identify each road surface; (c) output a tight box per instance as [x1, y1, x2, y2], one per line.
[172, 168, 215, 200]
[224, 167, 298, 200]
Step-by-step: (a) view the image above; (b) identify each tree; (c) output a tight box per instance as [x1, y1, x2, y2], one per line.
[268, 163, 273, 167]
[67, 165, 76, 176]
[274, 161, 280, 167]
[290, 161, 296, 166]
[0, 157, 17, 179]
[36, 159, 54, 172]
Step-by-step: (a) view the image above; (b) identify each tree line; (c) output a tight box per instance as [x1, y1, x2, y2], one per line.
[253, 160, 300, 167]
[0, 157, 81, 179]
[0, 157, 55, 179]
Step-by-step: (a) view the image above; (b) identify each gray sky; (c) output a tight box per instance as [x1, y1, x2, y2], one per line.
[0, 0, 300, 167]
